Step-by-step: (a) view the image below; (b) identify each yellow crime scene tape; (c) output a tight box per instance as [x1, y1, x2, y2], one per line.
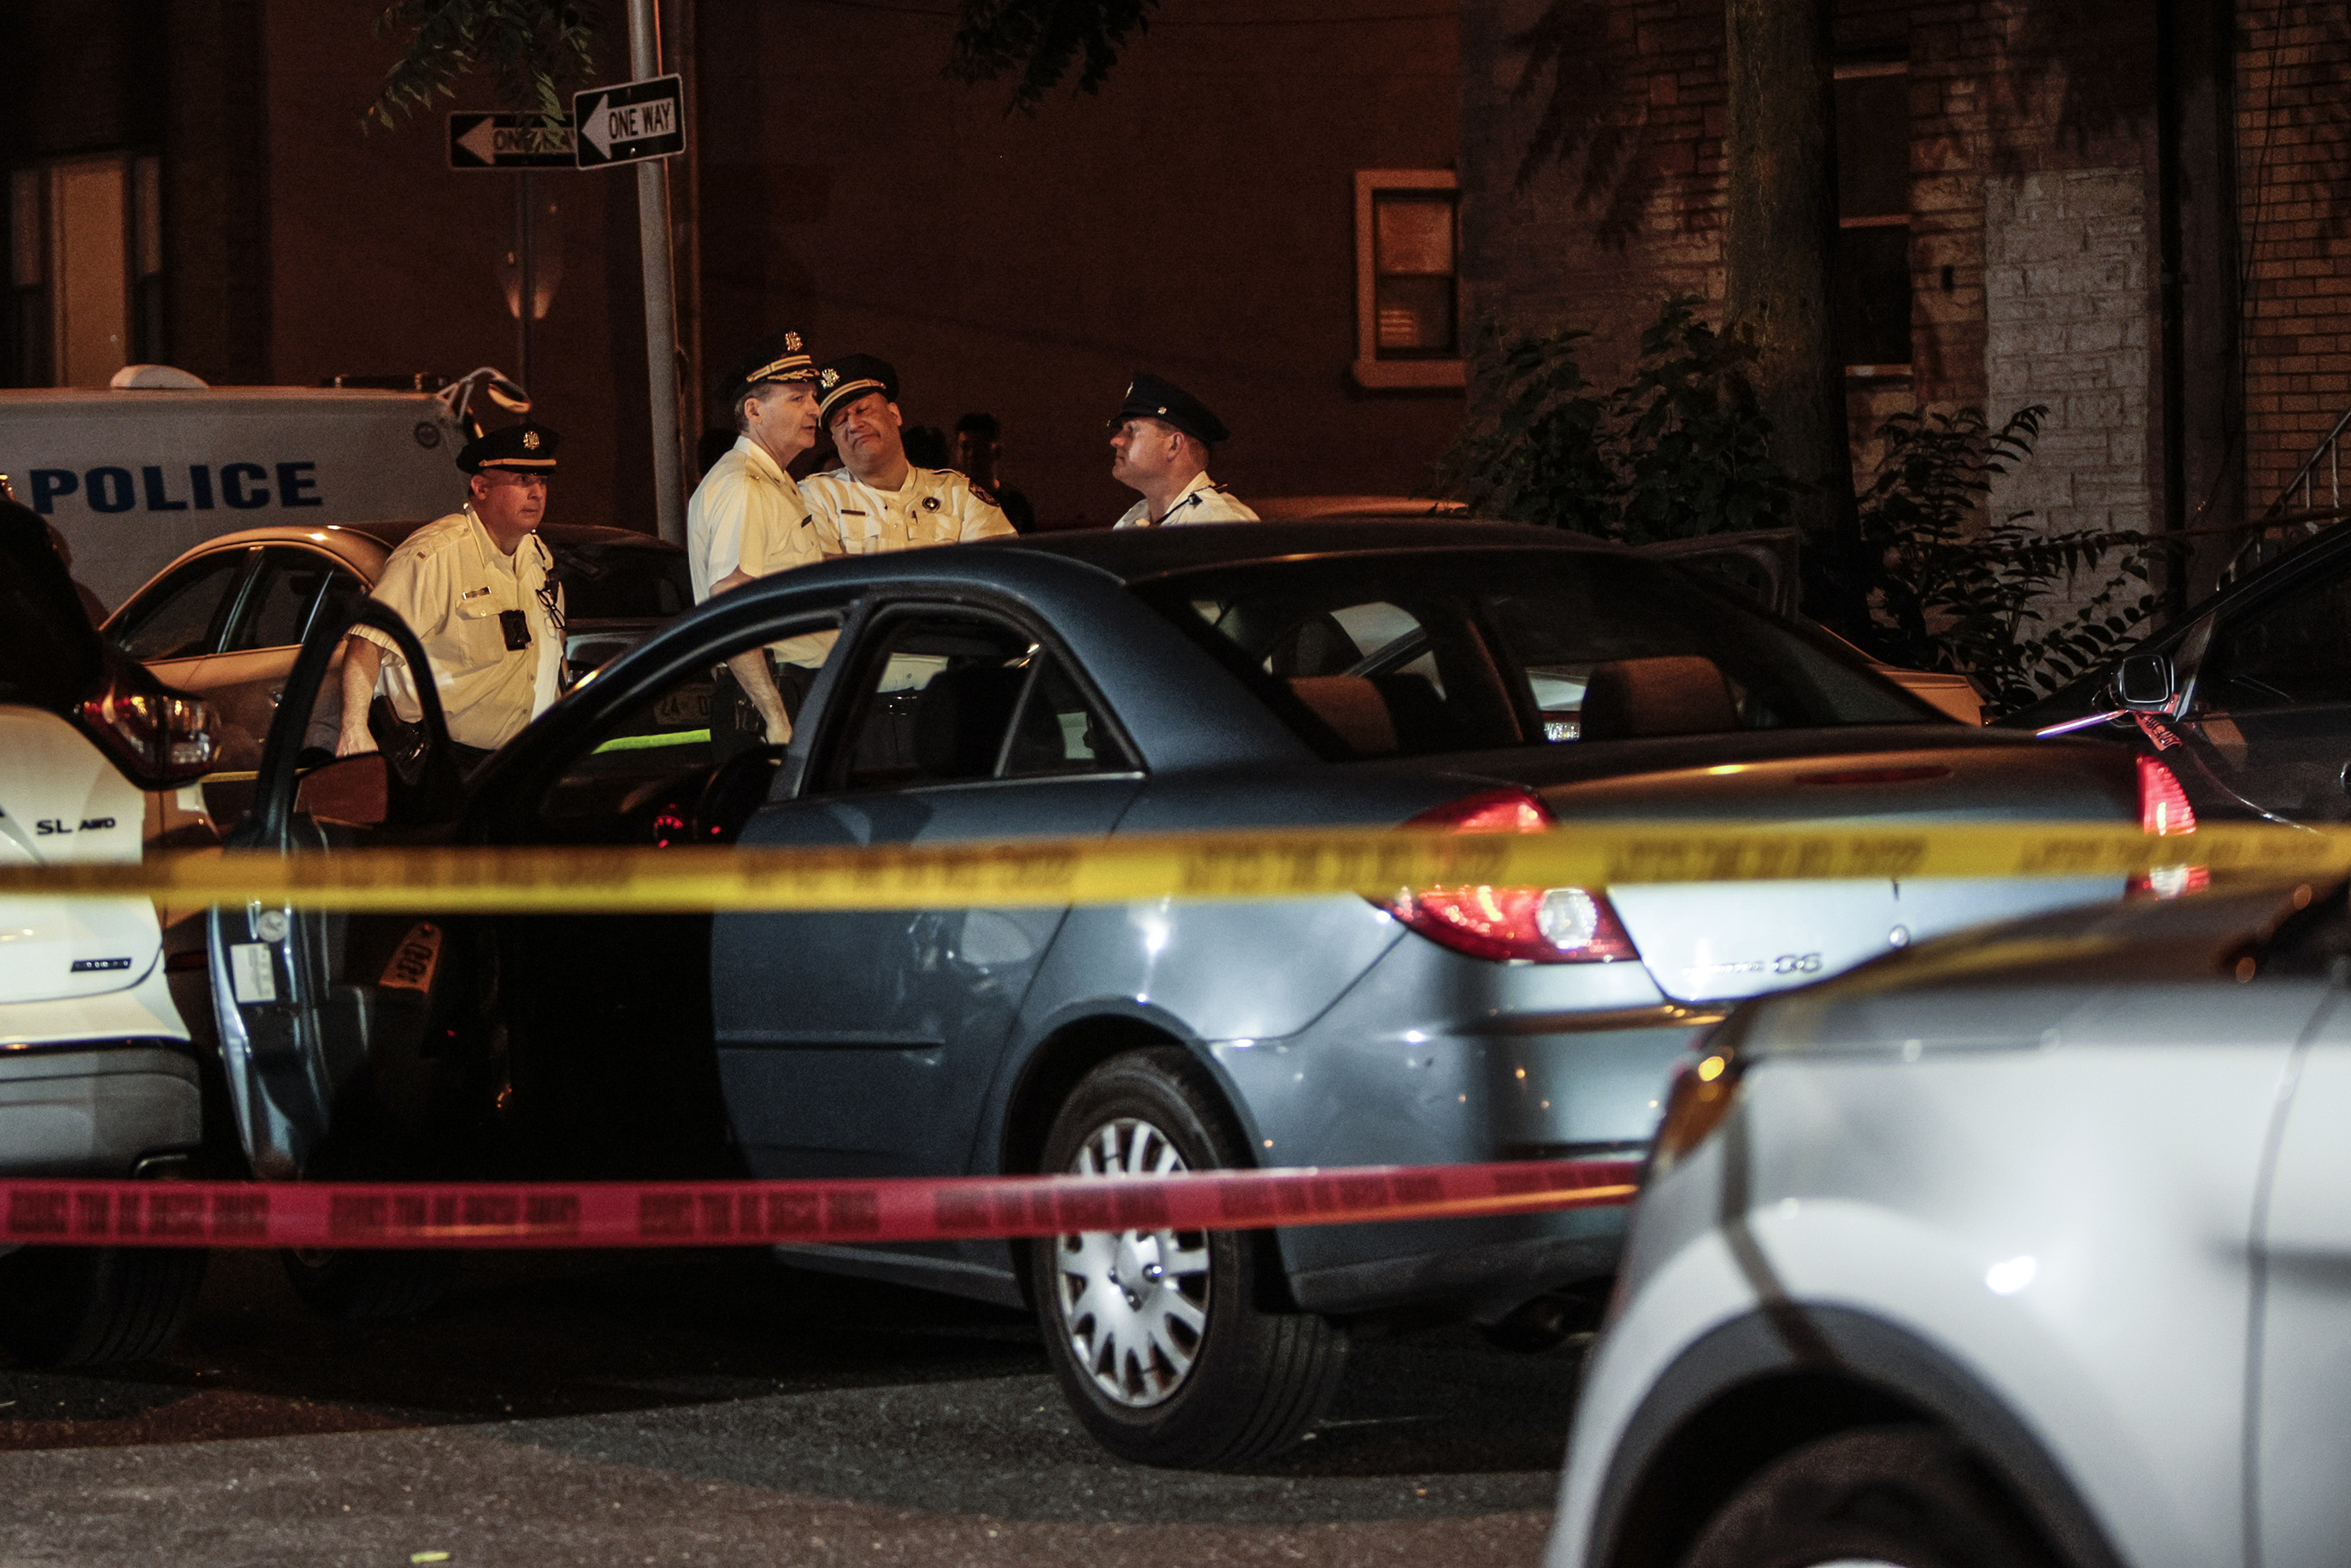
[0, 820, 2343, 913]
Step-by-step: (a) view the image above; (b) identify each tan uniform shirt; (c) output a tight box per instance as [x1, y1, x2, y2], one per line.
[801, 465, 1016, 557]
[1113, 471, 1259, 528]
[687, 435, 834, 666]
[354, 507, 563, 752]
[686, 436, 823, 602]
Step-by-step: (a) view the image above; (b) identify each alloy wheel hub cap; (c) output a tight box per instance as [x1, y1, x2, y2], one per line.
[1053, 1117, 1211, 1409]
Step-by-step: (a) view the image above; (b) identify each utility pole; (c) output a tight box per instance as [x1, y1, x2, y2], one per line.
[629, 0, 686, 546]
[1723, 0, 1864, 635]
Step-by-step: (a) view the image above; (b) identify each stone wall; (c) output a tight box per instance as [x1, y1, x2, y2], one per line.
[1983, 167, 2154, 615]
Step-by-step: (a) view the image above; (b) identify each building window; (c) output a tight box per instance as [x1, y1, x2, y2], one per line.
[1352, 169, 1464, 391]
[4, 153, 164, 388]
[1832, 60, 1911, 377]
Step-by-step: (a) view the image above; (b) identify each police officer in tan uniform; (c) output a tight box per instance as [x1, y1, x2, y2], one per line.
[336, 423, 564, 768]
[801, 355, 1016, 554]
[1108, 373, 1258, 528]
[690, 329, 827, 748]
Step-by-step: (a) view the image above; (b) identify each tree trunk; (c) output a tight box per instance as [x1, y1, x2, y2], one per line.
[1722, 0, 1865, 633]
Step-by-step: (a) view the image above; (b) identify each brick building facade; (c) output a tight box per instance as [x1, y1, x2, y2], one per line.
[1459, 0, 2351, 592]
[2, 2, 1467, 539]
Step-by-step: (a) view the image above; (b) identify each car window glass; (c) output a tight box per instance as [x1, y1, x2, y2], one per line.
[1003, 656, 1132, 778]
[224, 548, 354, 652]
[1144, 551, 1930, 759]
[831, 615, 1038, 792]
[109, 550, 253, 663]
[554, 543, 690, 619]
[533, 618, 841, 843]
[2196, 569, 2351, 712]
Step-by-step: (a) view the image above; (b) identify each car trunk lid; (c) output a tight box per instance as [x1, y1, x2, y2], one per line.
[1491, 730, 2138, 1005]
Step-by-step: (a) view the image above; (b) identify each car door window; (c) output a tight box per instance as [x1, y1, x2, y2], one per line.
[826, 613, 1127, 791]
[2197, 569, 2351, 712]
[223, 548, 357, 652]
[109, 549, 254, 663]
[532, 618, 841, 843]
[1002, 655, 1134, 778]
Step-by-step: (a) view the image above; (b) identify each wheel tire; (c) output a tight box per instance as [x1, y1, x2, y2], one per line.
[0, 1246, 207, 1368]
[1026, 1047, 1347, 1468]
[280, 1247, 459, 1321]
[1682, 1425, 2058, 1568]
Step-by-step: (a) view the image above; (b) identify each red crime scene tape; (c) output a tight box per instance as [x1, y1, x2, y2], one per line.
[0, 1158, 1641, 1251]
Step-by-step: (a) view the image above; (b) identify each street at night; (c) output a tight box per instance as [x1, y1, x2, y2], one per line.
[6, 0, 2351, 1562]
[0, 1249, 1575, 1566]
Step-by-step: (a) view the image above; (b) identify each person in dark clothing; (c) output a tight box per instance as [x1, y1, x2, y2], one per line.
[952, 412, 1038, 533]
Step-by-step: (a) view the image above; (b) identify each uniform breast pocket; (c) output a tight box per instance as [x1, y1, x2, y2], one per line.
[452, 593, 513, 663]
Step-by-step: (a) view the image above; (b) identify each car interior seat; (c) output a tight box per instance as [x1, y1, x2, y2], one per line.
[1577, 655, 1740, 740]
[912, 664, 1031, 781]
[1287, 675, 1399, 757]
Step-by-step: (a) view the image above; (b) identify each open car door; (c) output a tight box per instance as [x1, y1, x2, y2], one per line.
[204, 597, 476, 1183]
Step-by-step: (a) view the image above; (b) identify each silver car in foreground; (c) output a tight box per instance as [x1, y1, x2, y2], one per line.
[1550, 877, 2351, 1568]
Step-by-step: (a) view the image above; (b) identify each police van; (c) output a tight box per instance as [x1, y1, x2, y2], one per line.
[0, 365, 521, 613]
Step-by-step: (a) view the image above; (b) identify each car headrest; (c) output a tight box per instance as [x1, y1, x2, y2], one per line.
[1288, 675, 1399, 757]
[912, 664, 1029, 778]
[1578, 655, 1738, 740]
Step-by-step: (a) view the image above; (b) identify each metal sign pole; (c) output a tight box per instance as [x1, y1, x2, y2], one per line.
[629, 0, 686, 546]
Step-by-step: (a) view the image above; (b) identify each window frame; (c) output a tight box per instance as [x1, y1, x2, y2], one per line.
[220, 545, 362, 655]
[804, 600, 1142, 798]
[1832, 58, 1914, 380]
[1352, 168, 1464, 392]
[107, 545, 260, 663]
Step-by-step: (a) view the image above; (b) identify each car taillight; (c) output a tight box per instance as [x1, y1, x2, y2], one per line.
[2138, 755, 2195, 835]
[76, 680, 216, 787]
[1376, 788, 1640, 964]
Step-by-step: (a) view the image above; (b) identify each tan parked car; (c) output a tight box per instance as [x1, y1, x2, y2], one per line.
[102, 520, 690, 772]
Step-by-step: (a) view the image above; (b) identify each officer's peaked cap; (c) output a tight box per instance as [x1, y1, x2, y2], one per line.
[1113, 373, 1229, 446]
[459, 421, 559, 475]
[720, 328, 817, 409]
[816, 353, 899, 425]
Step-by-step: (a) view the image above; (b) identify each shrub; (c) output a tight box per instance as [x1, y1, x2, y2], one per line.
[1855, 406, 2160, 716]
[1436, 296, 1791, 544]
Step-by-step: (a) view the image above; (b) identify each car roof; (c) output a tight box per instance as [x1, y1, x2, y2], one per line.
[326, 519, 680, 553]
[988, 517, 1620, 583]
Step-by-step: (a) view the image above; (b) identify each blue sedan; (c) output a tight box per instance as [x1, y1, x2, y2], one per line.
[213, 520, 2158, 1465]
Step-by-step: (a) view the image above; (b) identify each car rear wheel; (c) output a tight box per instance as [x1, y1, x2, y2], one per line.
[1682, 1425, 2056, 1568]
[0, 1245, 207, 1367]
[1026, 1047, 1346, 1468]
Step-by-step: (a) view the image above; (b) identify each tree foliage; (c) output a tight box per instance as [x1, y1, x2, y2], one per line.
[367, 0, 600, 128]
[362, 0, 1164, 127]
[1440, 299, 2166, 716]
[946, 0, 1162, 115]
[1854, 406, 2162, 715]
[1437, 296, 1792, 544]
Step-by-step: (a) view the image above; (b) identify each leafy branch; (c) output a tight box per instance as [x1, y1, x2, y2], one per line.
[367, 0, 600, 129]
[1435, 296, 1792, 545]
[947, 0, 1161, 115]
[1855, 406, 2164, 714]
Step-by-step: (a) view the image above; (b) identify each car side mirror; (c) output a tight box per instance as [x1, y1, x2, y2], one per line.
[295, 752, 390, 827]
[2115, 653, 2175, 710]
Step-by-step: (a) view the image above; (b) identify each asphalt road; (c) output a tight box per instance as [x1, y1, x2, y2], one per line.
[0, 1247, 1584, 1566]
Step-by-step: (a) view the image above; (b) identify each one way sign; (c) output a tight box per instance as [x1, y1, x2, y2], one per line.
[572, 74, 686, 168]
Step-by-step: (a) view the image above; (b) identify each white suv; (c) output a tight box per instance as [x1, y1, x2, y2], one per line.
[0, 503, 215, 1365]
[1549, 877, 2351, 1568]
